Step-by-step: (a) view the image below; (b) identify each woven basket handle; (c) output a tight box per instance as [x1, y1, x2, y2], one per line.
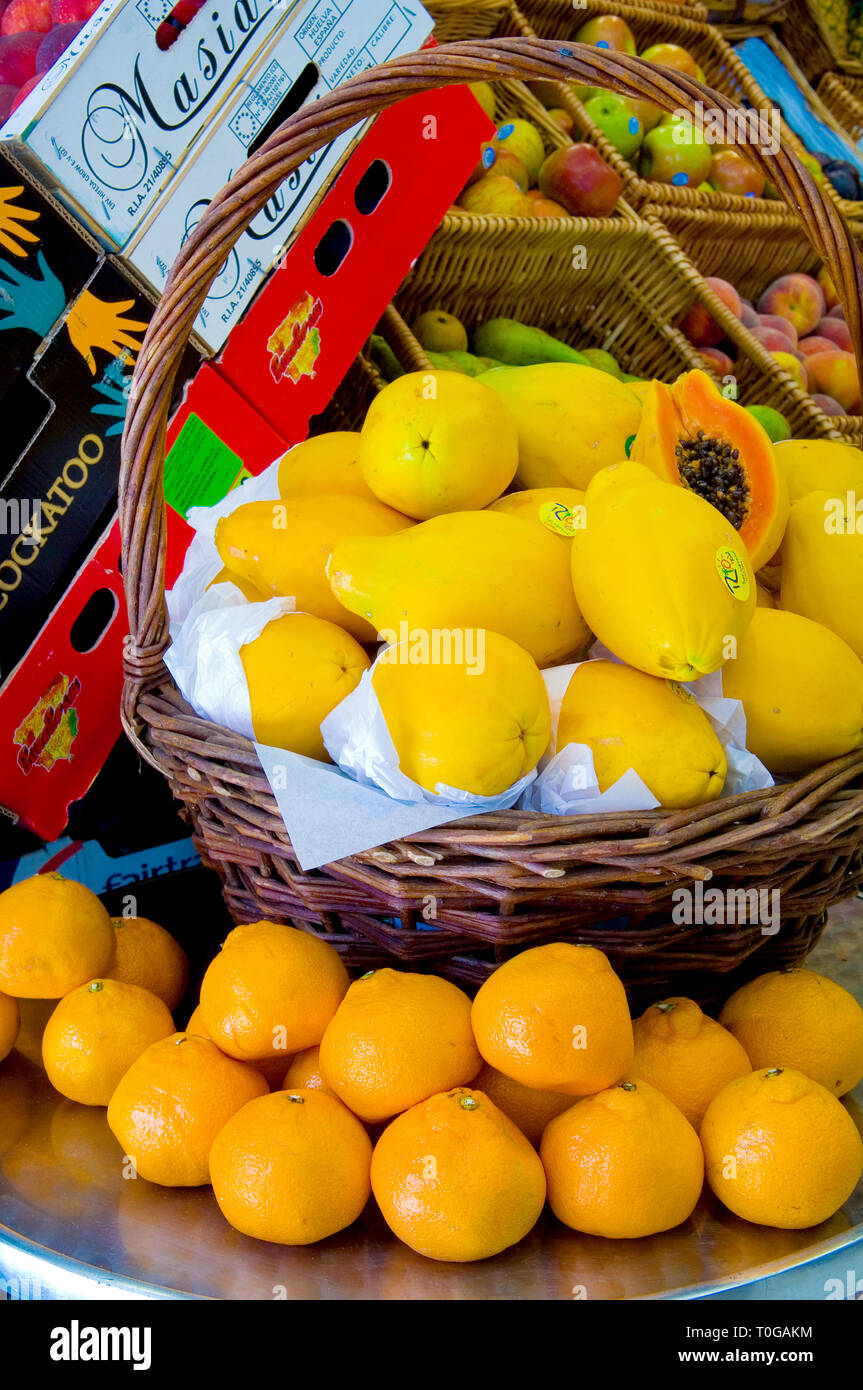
[119, 36, 863, 741]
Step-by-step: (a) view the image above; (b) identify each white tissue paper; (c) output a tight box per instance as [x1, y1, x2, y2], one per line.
[166, 458, 283, 634]
[165, 586, 295, 740]
[522, 644, 773, 816]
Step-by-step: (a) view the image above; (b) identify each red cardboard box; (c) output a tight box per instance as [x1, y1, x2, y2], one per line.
[217, 81, 494, 435]
[0, 518, 126, 843]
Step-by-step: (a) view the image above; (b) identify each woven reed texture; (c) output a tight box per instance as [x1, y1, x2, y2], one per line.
[774, 0, 859, 80]
[397, 215, 710, 384]
[819, 70, 863, 142]
[522, 0, 710, 24]
[645, 204, 863, 442]
[120, 38, 863, 998]
[709, 0, 789, 21]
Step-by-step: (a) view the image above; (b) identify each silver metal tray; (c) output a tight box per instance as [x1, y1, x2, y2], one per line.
[1, 899, 860, 1301]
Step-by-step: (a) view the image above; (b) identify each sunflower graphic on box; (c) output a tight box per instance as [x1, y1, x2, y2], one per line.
[267, 292, 323, 384]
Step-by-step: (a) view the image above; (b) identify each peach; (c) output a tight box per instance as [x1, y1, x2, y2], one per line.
[772, 351, 806, 391]
[709, 148, 765, 198]
[817, 265, 839, 310]
[816, 316, 852, 352]
[679, 276, 741, 347]
[740, 302, 760, 328]
[806, 351, 861, 412]
[827, 304, 845, 319]
[758, 313, 797, 346]
[757, 273, 825, 337]
[524, 189, 569, 219]
[751, 326, 798, 353]
[797, 335, 840, 358]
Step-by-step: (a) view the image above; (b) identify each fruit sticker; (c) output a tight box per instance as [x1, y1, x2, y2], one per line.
[538, 501, 584, 537]
[715, 547, 751, 602]
[267, 292, 323, 385]
[13, 674, 81, 774]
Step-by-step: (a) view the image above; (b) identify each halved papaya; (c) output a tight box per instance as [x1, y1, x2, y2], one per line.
[631, 370, 789, 569]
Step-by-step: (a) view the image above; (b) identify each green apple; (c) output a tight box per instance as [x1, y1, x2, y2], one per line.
[584, 91, 644, 159]
[639, 119, 713, 187]
[489, 119, 546, 185]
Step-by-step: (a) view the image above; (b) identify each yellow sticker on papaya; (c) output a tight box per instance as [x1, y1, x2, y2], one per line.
[715, 546, 751, 602]
[539, 501, 585, 537]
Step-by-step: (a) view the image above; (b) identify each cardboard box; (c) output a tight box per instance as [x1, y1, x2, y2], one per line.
[0, 516, 127, 842]
[1, 0, 303, 248]
[0, 151, 101, 400]
[216, 79, 494, 435]
[123, 0, 434, 352]
[162, 362, 292, 581]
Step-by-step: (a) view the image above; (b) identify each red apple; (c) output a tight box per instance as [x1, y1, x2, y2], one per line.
[757, 273, 824, 337]
[575, 16, 636, 54]
[816, 315, 853, 352]
[708, 148, 765, 198]
[0, 29, 40, 84]
[10, 68, 39, 107]
[538, 144, 621, 217]
[640, 43, 698, 79]
[1, 0, 49, 33]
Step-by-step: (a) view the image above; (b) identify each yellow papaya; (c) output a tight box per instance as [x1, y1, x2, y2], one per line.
[373, 629, 551, 796]
[486, 486, 585, 537]
[358, 371, 518, 519]
[722, 608, 863, 774]
[632, 370, 789, 569]
[556, 660, 727, 808]
[571, 462, 756, 681]
[478, 363, 642, 490]
[207, 566, 270, 603]
[780, 490, 863, 659]
[215, 494, 412, 642]
[277, 432, 375, 500]
[328, 510, 590, 668]
[240, 613, 370, 760]
[774, 438, 863, 504]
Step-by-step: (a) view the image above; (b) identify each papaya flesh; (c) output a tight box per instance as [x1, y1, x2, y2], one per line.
[632, 370, 789, 570]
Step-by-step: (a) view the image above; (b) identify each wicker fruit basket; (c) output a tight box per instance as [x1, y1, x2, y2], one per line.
[818, 69, 863, 142]
[722, 23, 863, 220]
[644, 203, 863, 442]
[120, 38, 863, 1008]
[774, 0, 863, 81]
[509, 0, 794, 216]
[395, 210, 716, 385]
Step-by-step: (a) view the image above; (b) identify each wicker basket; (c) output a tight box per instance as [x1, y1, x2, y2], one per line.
[644, 203, 863, 442]
[120, 38, 863, 1008]
[722, 23, 863, 220]
[395, 211, 717, 385]
[774, 0, 861, 81]
[818, 69, 863, 141]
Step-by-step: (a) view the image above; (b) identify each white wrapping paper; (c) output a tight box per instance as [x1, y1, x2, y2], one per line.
[523, 645, 773, 815]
